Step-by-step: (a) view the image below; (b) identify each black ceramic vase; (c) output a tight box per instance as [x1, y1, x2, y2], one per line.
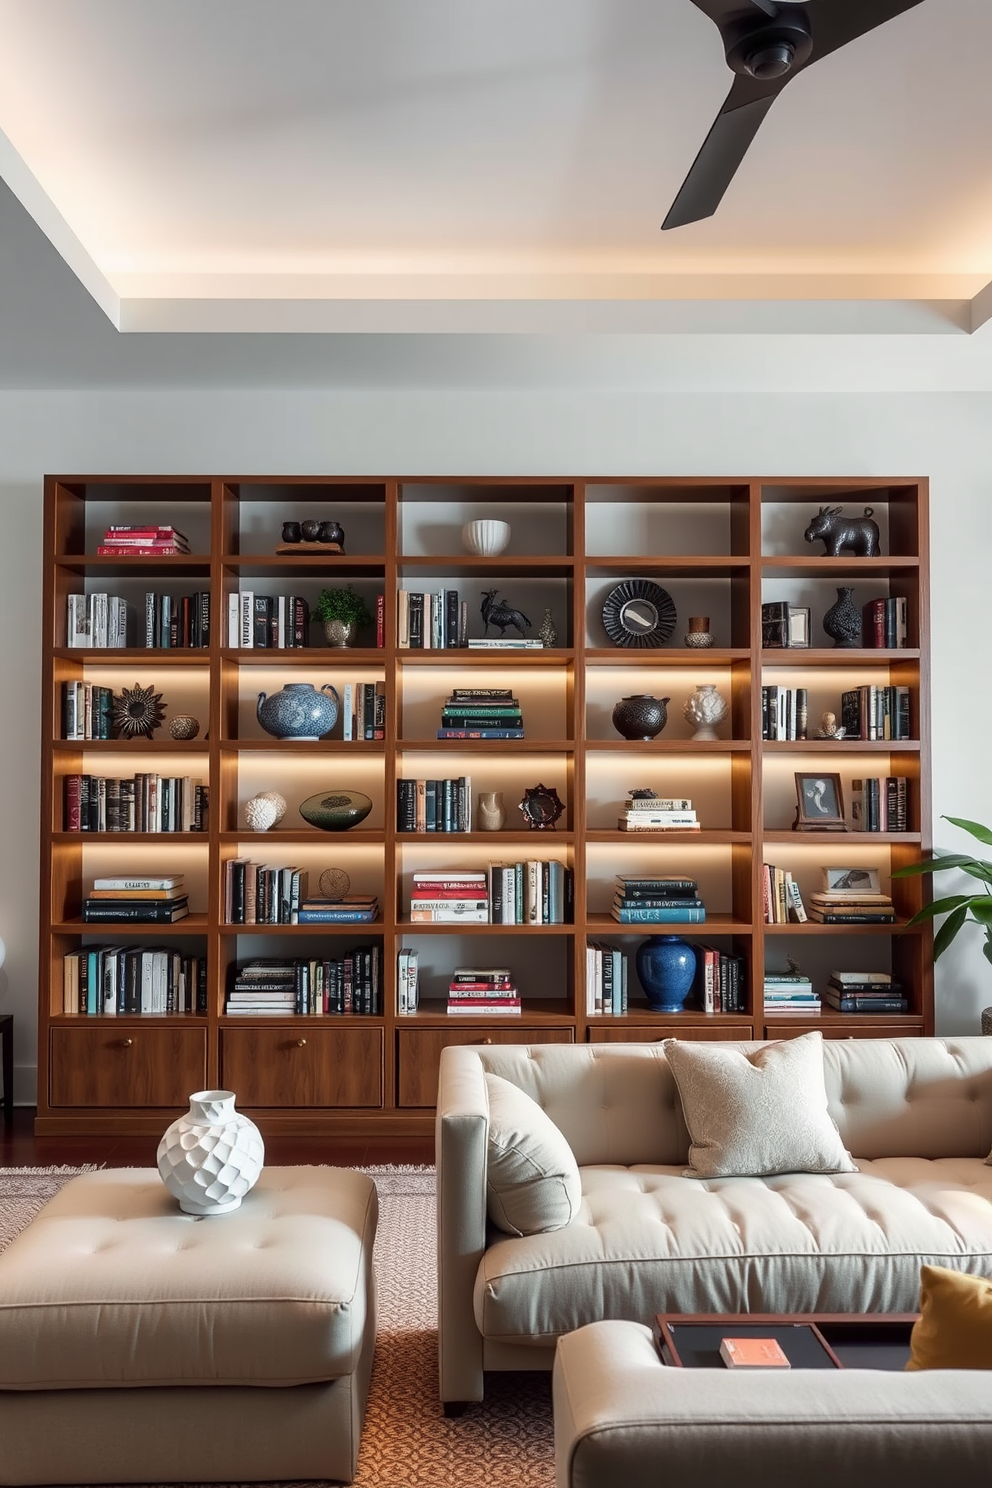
[612, 694, 670, 741]
[822, 586, 862, 648]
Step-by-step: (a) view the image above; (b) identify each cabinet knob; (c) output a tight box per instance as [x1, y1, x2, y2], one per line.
[481, 1038, 493, 1045]
[296, 1038, 307, 1048]
[120, 1038, 133, 1048]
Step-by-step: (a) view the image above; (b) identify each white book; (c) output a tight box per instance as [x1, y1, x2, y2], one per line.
[398, 589, 410, 648]
[140, 954, 155, 1013]
[152, 950, 169, 1013]
[342, 682, 353, 742]
[277, 594, 287, 649]
[228, 591, 239, 647]
[93, 876, 184, 890]
[502, 865, 516, 925]
[240, 591, 254, 648]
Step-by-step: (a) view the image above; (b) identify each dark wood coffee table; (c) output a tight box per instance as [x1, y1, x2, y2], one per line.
[654, 1312, 918, 1371]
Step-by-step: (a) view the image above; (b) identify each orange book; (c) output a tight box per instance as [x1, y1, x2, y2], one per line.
[719, 1337, 791, 1369]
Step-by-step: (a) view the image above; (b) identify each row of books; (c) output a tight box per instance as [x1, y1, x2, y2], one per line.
[226, 949, 382, 1016]
[851, 777, 910, 832]
[66, 593, 129, 648]
[341, 681, 386, 741]
[64, 775, 208, 833]
[397, 948, 420, 1013]
[437, 688, 524, 741]
[398, 589, 468, 649]
[841, 686, 912, 741]
[226, 592, 314, 649]
[143, 592, 211, 649]
[446, 967, 520, 1016]
[612, 877, 705, 924]
[409, 864, 573, 924]
[761, 688, 809, 741]
[618, 795, 698, 832]
[396, 777, 473, 833]
[862, 596, 909, 649]
[585, 942, 629, 1014]
[694, 947, 747, 1013]
[62, 945, 206, 1015]
[763, 865, 897, 924]
[61, 682, 114, 740]
[96, 525, 190, 556]
[762, 865, 806, 924]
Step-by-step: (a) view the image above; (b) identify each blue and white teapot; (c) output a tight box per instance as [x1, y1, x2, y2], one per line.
[256, 682, 340, 741]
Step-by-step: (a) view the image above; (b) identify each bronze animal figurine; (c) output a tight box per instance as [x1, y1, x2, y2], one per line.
[804, 505, 881, 558]
[480, 589, 532, 638]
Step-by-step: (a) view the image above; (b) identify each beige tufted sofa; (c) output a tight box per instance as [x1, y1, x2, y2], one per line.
[436, 1037, 992, 1406]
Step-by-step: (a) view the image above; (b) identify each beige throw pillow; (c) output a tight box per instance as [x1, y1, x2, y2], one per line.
[484, 1073, 582, 1235]
[663, 1032, 858, 1178]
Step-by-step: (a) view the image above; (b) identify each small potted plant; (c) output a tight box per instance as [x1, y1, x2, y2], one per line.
[313, 585, 373, 648]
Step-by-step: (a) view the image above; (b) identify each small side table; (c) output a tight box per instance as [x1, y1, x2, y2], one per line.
[0, 1014, 11, 1124]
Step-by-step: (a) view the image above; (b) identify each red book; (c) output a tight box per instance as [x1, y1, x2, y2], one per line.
[65, 775, 81, 831]
[376, 593, 385, 649]
[862, 598, 886, 648]
[96, 545, 185, 556]
[409, 886, 488, 898]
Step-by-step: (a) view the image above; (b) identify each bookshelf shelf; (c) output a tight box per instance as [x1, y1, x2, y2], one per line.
[36, 473, 933, 1138]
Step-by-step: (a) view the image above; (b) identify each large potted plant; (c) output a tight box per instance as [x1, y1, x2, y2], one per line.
[313, 586, 373, 648]
[894, 815, 992, 962]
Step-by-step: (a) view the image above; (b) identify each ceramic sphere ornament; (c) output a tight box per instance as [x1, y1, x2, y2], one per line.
[462, 519, 510, 556]
[244, 791, 287, 832]
[157, 1090, 264, 1216]
[168, 715, 200, 741]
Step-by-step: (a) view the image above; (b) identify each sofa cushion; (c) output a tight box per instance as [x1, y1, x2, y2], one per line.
[664, 1032, 857, 1178]
[908, 1263, 992, 1371]
[485, 1072, 582, 1235]
[475, 1158, 992, 1345]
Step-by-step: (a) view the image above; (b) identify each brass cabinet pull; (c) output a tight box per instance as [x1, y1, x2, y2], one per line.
[297, 1038, 307, 1048]
[120, 1038, 133, 1048]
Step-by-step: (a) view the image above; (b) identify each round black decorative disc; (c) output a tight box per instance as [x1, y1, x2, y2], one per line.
[601, 579, 677, 649]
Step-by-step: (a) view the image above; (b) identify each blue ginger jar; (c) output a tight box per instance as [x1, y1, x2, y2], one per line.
[256, 682, 340, 741]
[635, 936, 696, 1013]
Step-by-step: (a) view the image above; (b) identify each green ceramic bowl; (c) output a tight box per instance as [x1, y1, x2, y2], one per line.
[299, 789, 373, 831]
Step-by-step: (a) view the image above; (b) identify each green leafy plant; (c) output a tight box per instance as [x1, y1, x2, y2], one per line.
[893, 816, 992, 963]
[313, 586, 373, 629]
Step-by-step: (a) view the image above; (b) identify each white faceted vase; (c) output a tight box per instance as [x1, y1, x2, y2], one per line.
[683, 682, 729, 742]
[157, 1090, 265, 1216]
[462, 519, 510, 556]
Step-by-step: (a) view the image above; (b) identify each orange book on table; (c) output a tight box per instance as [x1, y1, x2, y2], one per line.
[719, 1337, 791, 1369]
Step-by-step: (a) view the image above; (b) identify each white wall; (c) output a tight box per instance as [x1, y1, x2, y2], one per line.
[2, 387, 990, 1102]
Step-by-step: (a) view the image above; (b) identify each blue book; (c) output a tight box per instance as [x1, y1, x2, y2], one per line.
[436, 728, 525, 739]
[611, 906, 706, 923]
[296, 909, 377, 924]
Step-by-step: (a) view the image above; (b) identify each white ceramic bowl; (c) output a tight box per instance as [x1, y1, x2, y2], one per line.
[462, 519, 510, 556]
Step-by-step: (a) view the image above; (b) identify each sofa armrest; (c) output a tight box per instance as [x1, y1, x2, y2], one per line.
[554, 1322, 992, 1488]
[436, 1045, 490, 1404]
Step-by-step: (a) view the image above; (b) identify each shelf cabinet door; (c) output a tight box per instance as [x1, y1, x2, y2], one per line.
[221, 1026, 384, 1108]
[397, 1026, 574, 1107]
[50, 1026, 208, 1107]
[588, 1024, 755, 1044]
[763, 1021, 923, 1041]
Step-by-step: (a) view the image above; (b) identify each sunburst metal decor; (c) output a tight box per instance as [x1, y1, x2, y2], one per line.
[112, 682, 167, 740]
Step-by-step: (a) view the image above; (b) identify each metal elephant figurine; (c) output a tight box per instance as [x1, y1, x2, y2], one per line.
[804, 505, 881, 558]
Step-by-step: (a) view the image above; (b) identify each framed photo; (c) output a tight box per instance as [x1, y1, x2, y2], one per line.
[793, 773, 848, 831]
[822, 866, 881, 893]
[788, 605, 811, 648]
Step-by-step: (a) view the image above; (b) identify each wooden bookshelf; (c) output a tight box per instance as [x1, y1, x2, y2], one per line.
[36, 475, 933, 1136]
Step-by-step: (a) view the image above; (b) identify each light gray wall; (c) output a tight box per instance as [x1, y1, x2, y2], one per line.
[1, 387, 989, 1102]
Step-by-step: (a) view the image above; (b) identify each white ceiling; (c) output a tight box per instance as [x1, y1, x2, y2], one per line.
[3, 0, 992, 389]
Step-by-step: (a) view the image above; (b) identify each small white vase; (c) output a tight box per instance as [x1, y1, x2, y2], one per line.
[477, 791, 506, 831]
[157, 1090, 265, 1216]
[462, 519, 510, 556]
[683, 683, 729, 742]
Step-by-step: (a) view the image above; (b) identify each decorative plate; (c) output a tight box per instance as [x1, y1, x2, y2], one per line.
[601, 579, 677, 649]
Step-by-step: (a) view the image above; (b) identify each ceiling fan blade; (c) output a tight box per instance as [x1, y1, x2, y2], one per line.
[808, 0, 926, 65]
[689, 0, 778, 23]
[662, 74, 780, 230]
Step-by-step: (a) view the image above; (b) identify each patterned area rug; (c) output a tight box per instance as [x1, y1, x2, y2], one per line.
[0, 1164, 555, 1488]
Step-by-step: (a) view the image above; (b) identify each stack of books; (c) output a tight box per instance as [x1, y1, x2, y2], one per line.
[763, 971, 820, 1012]
[410, 871, 489, 922]
[807, 887, 896, 924]
[63, 944, 205, 1015]
[96, 524, 189, 556]
[446, 967, 520, 1016]
[437, 688, 524, 740]
[612, 877, 705, 924]
[821, 971, 907, 1013]
[226, 961, 298, 1015]
[82, 875, 189, 923]
[618, 795, 699, 832]
[397, 948, 420, 1013]
[296, 894, 378, 925]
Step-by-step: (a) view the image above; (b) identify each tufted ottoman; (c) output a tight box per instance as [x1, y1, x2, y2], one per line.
[0, 1165, 377, 1486]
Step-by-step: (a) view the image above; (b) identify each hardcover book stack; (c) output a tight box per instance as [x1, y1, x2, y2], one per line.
[487, 859, 571, 924]
[226, 949, 382, 1016]
[618, 794, 699, 832]
[66, 593, 129, 648]
[806, 884, 897, 924]
[396, 948, 420, 1013]
[96, 525, 189, 557]
[436, 688, 524, 740]
[612, 877, 705, 924]
[821, 971, 907, 1013]
[763, 970, 819, 1012]
[693, 946, 747, 1012]
[226, 591, 315, 649]
[65, 774, 208, 833]
[446, 966, 520, 1016]
[82, 875, 189, 924]
[850, 777, 909, 833]
[585, 942, 629, 1015]
[297, 894, 378, 925]
[63, 943, 205, 1015]
[396, 776, 473, 832]
[144, 592, 211, 649]
[410, 871, 488, 922]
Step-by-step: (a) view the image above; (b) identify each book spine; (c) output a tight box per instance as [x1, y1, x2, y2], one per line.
[613, 906, 706, 923]
[376, 592, 385, 648]
[436, 728, 526, 739]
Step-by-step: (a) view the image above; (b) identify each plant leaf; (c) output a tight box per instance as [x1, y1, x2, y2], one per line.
[943, 815, 992, 847]
[892, 853, 992, 881]
[933, 904, 969, 960]
[968, 897, 992, 926]
[984, 936, 992, 967]
[904, 894, 976, 923]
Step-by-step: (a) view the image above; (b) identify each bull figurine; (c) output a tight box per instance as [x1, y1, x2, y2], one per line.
[804, 505, 881, 558]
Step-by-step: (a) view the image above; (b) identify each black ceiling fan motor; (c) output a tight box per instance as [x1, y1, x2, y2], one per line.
[724, 14, 813, 79]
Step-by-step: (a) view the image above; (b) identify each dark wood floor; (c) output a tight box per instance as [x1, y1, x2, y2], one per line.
[0, 1109, 435, 1169]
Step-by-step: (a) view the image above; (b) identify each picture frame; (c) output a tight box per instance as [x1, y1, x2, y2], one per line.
[793, 773, 848, 831]
[788, 605, 811, 648]
[821, 866, 881, 893]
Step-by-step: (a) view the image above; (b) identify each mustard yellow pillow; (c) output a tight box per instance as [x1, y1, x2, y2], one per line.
[906, 1264, 992, 1370]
